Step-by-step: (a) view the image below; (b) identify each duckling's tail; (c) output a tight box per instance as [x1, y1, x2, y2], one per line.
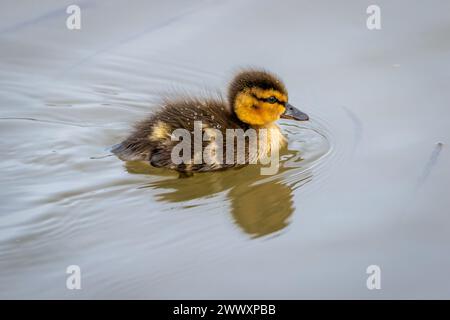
[110, 142, 149, 162]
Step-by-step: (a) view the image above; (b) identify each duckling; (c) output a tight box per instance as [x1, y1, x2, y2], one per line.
[112, 69, 309, 172]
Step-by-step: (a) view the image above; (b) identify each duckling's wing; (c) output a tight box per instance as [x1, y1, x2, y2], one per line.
[149, 147, 173, 169]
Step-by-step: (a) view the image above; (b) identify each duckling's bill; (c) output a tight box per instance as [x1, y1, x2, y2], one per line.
[281, 103, 309, 121]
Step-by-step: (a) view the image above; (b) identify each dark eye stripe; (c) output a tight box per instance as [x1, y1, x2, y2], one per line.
[250, 94, 286, 106]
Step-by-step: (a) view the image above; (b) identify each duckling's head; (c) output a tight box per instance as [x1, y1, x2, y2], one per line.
[228, 69, 309, 126]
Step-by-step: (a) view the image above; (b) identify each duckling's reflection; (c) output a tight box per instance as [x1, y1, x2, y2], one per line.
[125, 149, 312, 238]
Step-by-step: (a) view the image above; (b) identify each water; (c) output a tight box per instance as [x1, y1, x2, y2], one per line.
[1, 0, 449, 299]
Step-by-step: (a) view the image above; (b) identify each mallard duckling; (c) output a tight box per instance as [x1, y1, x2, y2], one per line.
[112, 69, 309, 172]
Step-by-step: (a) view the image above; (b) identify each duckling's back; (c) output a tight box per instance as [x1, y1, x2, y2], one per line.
[112, 97, 249, 172]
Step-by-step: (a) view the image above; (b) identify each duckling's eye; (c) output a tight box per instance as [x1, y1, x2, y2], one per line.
[267, 96, 277, 104]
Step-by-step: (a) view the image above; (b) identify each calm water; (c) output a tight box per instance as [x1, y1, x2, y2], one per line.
[1, 0, 449, 298]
